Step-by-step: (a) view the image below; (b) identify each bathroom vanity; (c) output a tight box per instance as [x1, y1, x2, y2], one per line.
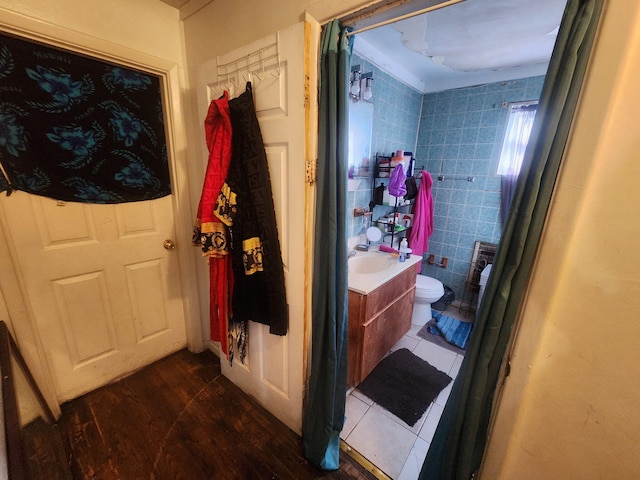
[347, 251, 422, 387]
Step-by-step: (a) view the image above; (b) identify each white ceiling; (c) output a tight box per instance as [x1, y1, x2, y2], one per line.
[354, 0, 567, 93]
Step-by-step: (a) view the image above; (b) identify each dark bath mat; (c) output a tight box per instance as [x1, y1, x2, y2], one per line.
[356, 348, 452, 427]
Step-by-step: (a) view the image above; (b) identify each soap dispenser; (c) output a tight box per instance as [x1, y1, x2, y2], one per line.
[399, 238, 408, 262]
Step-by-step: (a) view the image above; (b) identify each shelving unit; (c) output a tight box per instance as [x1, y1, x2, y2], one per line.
[375, 197, 413, 248]
[370, 153, 417, 249]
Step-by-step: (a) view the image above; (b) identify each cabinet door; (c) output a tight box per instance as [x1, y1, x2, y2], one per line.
[363, 267, 416, 319]
[361, 288, 415, 382]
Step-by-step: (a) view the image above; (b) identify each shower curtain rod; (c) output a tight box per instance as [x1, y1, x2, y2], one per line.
[345, 0, 464, 37]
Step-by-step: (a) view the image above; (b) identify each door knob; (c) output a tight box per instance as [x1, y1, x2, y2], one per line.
[163, 239, 176, 250]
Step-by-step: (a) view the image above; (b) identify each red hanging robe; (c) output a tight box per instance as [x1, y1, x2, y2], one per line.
[193, 92, 234, 355]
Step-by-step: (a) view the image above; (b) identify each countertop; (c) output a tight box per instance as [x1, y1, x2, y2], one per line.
[347, 249, 422, 295]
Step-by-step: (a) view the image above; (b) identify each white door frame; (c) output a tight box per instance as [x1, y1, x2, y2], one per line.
[0, 9, 202, 415]
[303, 12, 321, 385]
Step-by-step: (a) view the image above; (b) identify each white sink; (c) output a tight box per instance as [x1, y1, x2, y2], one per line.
[348, 254, 395, 274]
[347, 249, 422, 295]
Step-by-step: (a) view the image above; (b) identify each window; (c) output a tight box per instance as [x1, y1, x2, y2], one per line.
[497, 102, 538, 176]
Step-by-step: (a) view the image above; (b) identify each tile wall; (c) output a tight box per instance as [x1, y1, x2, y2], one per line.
[416, 76, 545, 301]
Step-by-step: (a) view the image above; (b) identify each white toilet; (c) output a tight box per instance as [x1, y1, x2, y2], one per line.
[412, 274, 445, 326]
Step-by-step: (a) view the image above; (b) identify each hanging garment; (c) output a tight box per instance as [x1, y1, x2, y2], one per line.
[193, 92, 234, 356]
[226, 82, 288, 337]
[409, 170, 434, 268]
[404, 176, 418, 200]
[388, 163, 407, 197]
[0, 32, 171, 203]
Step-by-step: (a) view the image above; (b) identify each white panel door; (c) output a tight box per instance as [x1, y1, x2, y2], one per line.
[196, 22, 306, 433]
[0, 193, 187, 401]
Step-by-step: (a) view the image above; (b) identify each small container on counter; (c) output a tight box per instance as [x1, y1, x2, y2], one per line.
[399, 238, 408, 262]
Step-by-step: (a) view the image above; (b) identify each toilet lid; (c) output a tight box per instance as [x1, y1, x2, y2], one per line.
[416, 275, 444, 296]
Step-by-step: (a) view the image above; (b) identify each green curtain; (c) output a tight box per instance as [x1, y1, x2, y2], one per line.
[302, 19, 352, 470]
[420, 1, 603, 478]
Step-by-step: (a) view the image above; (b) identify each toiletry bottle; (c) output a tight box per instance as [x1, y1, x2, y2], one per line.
[382, 187, 391, 206]
[399, 238, 408, 262]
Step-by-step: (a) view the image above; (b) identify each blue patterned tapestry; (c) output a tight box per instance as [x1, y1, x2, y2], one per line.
[0, 33, 170, 203]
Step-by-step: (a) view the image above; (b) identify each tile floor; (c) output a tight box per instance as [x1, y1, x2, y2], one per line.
[341, 307, 470, 480]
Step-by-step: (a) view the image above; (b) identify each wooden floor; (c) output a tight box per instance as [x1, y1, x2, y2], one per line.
[59, 349, 376, 480]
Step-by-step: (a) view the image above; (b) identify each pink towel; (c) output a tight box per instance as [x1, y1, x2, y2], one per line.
[409, 171, 434, 267]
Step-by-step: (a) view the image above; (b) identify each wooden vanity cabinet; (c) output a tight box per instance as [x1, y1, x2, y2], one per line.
[347, 266, 416, 387]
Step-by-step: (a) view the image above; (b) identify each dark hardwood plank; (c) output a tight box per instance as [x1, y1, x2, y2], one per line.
[59, 349, 376, 480]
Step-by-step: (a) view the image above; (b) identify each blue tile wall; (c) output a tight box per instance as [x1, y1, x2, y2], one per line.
[347, 54, 423, 240]
[416, 76, 545, 301]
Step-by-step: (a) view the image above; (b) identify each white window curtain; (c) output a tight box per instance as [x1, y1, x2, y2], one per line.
[497, 103, 538, 176]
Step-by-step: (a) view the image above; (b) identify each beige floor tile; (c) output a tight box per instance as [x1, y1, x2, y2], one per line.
[418, 402, 444, 444]
[342, 394, 371, 439]
[405, 323, 426, 340]
[347, 406, 417, 479]
[412, 340, 458, 373]
[390, 334, 420, 353]
[450, 355, 464, 376]
[397, 437, 429, 480]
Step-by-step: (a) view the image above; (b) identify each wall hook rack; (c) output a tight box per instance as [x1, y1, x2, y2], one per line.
[215, 33, 282, 95]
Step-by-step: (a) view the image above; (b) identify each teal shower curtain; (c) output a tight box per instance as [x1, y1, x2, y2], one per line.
[420, 1, 603, 478]
[302, 19, 351, 470]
